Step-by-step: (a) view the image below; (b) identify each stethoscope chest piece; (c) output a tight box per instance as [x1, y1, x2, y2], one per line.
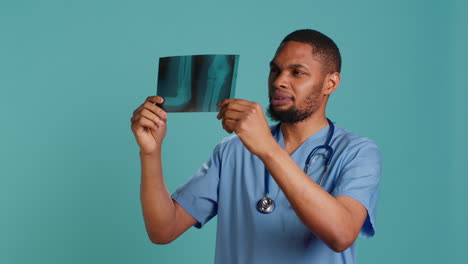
[257, 196, 275, 214]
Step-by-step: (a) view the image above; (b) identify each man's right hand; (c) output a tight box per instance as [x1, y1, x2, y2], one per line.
[131, 96, 167, 155]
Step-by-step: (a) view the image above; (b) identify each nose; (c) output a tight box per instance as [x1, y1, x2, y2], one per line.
[270, 71, 288, 89]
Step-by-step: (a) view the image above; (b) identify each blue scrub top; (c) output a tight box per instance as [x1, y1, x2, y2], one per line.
[172, 122, 382, 264]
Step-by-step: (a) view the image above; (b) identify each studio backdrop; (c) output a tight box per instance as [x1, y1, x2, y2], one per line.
[1, 0, 466, 263]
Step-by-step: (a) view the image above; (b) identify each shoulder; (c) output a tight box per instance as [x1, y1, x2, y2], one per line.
[332, 124, 381, 164]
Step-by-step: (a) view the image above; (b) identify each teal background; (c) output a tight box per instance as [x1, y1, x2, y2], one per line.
[1, 0, 467, 263]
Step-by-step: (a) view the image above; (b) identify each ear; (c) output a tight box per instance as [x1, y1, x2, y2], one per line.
[322, 72, 340, 95]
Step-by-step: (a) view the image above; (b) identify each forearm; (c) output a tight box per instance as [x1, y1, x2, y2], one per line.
[139, 150, 177, 243]
[258, 145, 360, 251]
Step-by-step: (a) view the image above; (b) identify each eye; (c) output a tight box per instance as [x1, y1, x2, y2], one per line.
[269, 67, 279, 75]
[293, 70, 305, 76]
[292, 69, 308, 77]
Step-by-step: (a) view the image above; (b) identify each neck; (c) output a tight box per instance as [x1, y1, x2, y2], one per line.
[280, 113, 329, 155]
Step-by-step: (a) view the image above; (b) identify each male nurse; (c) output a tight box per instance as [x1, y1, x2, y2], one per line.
[131, 29, 381, 264]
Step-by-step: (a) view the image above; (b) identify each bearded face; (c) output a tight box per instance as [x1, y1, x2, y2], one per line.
[267, 41, 330, 124]
[267, 82, 323, 123]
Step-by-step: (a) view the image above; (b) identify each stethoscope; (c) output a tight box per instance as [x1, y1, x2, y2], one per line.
[257, 118, 335, 214]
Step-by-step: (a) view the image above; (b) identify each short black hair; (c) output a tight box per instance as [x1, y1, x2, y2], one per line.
[280, 29, 341, 73]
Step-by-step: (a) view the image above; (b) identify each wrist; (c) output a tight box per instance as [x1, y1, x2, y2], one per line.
[256, 139, 283, 161]
[140, 148, 162, 159]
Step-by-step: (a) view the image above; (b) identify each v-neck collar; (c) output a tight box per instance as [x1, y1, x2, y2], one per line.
[274, 123, 331, 157]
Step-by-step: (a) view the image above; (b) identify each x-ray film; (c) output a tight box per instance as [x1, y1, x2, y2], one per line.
[157, 54, 239, 112]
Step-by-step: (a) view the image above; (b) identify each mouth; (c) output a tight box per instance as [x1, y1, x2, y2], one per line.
[270, 91, 293, 106]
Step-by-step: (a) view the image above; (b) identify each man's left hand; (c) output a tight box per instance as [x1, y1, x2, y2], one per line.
[217, 99, 277, 157]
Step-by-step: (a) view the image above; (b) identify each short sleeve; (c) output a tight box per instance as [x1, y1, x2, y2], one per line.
[171, 144, 221, 229]
[331, 140, 382, 238]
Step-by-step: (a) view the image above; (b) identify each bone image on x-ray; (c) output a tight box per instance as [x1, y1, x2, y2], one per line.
[157, 54, 239, 112]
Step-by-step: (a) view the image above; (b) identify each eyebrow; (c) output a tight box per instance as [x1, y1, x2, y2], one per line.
[269, 61, 309, 70]
[289, 64, 308, 69]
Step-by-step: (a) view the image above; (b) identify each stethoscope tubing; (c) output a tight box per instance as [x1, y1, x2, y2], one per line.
[258, 118, 335, 214]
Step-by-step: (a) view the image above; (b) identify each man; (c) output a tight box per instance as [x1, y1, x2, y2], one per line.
[131, 29, 381, 263]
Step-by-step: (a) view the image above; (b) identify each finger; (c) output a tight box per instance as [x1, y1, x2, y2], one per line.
[133, 96, 164, 113]
[134, 114, 165, 130]
[133, 96, 164, 115]
[218, 109, 245, 121]
[217, 105, 246, 120]
[142, 101, 168, 120]
[146, 96, 165, 104]
[133, 101, 167, 121]
[138, 108, 165, 125]
[217, 101, 253, 119]
[217, 98, 253, 108]
[133, 104, 145, 116]
[131, 107, 160, 124]
[132, 116, 158, 132]
[222, 119, 237, 134]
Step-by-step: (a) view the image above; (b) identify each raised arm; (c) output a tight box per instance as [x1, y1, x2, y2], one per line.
[131, 96, 196, 244]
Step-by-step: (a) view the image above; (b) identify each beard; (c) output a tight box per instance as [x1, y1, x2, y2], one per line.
[267, 87, 322, 123]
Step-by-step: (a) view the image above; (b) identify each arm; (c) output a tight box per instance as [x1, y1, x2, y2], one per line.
[258, 144, 367, 252]
[131, 96, 196, 244]
[217, 99, 368, 252]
